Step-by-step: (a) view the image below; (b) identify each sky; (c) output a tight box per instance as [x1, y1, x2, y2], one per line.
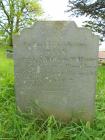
[39, 0, 105, 51]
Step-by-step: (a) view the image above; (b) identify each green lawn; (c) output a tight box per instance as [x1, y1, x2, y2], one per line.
[0, 47, 105, 140]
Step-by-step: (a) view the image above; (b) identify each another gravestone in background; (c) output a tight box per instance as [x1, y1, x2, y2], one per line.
[6, 49, 13, 59]
[13, 21, 99, 121]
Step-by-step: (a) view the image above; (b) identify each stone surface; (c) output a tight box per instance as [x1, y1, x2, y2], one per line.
[13, 21, 99, 121]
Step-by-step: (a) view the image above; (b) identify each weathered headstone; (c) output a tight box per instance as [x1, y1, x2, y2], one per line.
[13, 21, 99, 121]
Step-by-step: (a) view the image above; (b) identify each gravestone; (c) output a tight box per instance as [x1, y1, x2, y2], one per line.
[13, 21, 99, 121]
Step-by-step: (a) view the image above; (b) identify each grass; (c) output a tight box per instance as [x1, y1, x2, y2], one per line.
[0, 46, 105, 140]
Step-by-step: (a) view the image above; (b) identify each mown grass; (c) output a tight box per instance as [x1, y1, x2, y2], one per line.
[0, 46, 105, 140]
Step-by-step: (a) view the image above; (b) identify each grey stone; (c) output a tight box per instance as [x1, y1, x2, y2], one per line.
[13, 21, 99, 121]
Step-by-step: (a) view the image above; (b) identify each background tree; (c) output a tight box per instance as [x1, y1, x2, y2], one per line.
[67, 0, 105, 41]
[0, 0, 42, 47]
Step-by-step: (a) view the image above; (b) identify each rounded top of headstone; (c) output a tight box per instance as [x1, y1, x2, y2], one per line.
[13, 21, 99, 48]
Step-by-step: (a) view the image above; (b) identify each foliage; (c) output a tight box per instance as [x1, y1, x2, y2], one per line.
[0, 46, 105, 139]
[67, 0, 105, 41]
[0, 0, 42, 46]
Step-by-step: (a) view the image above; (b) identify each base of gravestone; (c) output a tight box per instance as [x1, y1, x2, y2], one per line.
[16, 100, 95, 122]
